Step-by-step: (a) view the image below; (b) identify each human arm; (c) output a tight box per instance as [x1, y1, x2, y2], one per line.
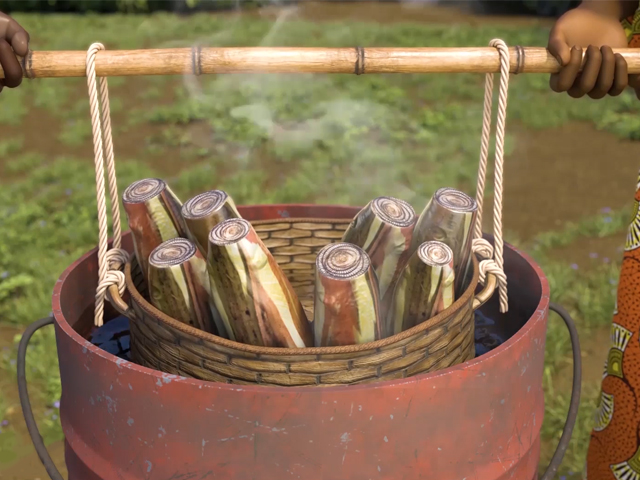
[548, 0, 640, 98]
[0, 12, 29, 93]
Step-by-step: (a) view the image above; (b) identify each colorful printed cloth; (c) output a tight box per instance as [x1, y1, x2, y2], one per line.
[622, 6, 640, 47]
[585, 171, 640, 479]
[583, 13, 640, 478]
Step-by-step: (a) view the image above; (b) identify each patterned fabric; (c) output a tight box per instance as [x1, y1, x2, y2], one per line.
[585, 171, 640, 479]
[622, 4, 640, 47]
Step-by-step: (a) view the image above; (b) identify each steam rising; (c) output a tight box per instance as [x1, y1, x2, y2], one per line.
[156, 1, 448, 209]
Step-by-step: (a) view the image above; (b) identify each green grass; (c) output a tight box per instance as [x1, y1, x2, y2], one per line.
[0, 9, 636, 476]
[522, 212, 626, 474]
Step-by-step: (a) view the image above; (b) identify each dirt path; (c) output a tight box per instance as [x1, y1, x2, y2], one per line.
[0, 441, 66, 480]
[503, 123, 640, 241]
[255, 1, 554, 27]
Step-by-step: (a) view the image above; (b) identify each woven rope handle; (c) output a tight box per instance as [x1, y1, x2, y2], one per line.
[86, 43, 129, 327]
[472, 38, 509, 314]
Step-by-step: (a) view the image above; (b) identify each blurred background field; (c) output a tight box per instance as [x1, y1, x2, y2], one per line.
[0, 1, 638, 478]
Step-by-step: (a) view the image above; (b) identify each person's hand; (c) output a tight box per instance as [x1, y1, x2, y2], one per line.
[548, 6, 640, 99]
[0, 12, 29, 93]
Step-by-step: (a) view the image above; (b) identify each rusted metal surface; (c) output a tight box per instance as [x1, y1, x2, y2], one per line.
[51, 204, 549, 480]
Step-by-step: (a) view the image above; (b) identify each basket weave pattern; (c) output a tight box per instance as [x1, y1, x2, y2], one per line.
[127, 217, 477, 386]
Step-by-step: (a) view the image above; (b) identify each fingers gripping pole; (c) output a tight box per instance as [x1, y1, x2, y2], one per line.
[86, 43, 129, 327]
[472, 38, 509, 314]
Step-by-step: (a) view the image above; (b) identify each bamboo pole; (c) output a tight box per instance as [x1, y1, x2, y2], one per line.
[3, 46, 640, 79]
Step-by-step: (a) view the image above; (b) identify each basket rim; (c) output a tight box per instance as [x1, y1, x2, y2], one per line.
[125, 216, 480, 356]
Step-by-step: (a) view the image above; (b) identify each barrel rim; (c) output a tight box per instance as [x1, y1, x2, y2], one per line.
[52, 203, 549, 392]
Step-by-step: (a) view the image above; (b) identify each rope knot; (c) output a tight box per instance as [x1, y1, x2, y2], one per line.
[472, 237, 494, 260]
[87, 42, 126, 327]
[96, 270, 126, 299]
[106, 248, 130, 270]
[473, 38, 511, 314]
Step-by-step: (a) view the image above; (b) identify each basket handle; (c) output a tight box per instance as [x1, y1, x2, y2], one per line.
[472, 271, 497, 310]
[106, 283, 134, 318]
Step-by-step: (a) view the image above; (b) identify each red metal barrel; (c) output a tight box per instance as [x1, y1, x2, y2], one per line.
[23, 205, 577, 480]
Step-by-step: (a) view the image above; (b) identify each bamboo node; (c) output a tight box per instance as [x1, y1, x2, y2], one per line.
[20, 51, 34, 79]
[514, 45, 525, 75]
[190, 45, 203, 76]
[355, 46, 365, 75]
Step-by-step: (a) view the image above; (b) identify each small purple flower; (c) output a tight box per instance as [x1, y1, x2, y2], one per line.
[603, 257, 610, 263]
[1, 271, 8, 279]
[65, 189, 72, 196]
[604, 216, 612, 223]
[570, 263, 579, 270]
[589, 252, 598, 259]
[601, 207, 612, 214]
[53, 400, 60, 409]
[1, 420, 8, 427]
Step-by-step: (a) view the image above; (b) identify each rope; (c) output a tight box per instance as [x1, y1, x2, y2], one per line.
[86, 43, 129, 327]
[472, 38, 509, 313]
[82, 40, 511, 324]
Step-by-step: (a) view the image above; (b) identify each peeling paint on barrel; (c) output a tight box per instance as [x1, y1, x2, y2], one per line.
[51, 205, 549, 480]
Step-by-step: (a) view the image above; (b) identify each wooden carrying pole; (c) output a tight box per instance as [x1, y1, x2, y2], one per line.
[3, 46, 640, 78]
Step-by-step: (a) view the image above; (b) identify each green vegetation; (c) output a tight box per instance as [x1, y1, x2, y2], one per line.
[0, 0, 265, 14]
[0, 10, 636, 477]
[532, 224, 623, 474]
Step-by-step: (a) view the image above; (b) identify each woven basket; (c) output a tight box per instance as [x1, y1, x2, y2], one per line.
[109, 206, 495, 387]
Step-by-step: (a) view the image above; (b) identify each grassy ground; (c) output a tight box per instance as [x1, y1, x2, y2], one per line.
[0, 4, 638, 477]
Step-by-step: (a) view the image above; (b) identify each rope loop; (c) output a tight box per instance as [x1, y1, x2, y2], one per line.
[106, 248, 130, 270]
[473, 38, 510, 313]
[86, 42, 125, 327]
[96, 270, 126, 298]
[472, 237, 494, 261]
[478, 259, 507, 286]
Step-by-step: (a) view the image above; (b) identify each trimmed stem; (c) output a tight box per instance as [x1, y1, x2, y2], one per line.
[122, 178, 186, 281]
[386, 241, 455, 336]
[206, 218, 312, 348]
[182, 190, 241, 258]
[342, 196, 416, 306]
[411, 188, 477, 296]
[313, 243, 381, 346]
[147, 238, 219, 335]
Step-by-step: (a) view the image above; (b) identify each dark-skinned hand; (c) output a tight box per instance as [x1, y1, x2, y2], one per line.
[0, 12, 29, 94]
[548, 6, 640, 99]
